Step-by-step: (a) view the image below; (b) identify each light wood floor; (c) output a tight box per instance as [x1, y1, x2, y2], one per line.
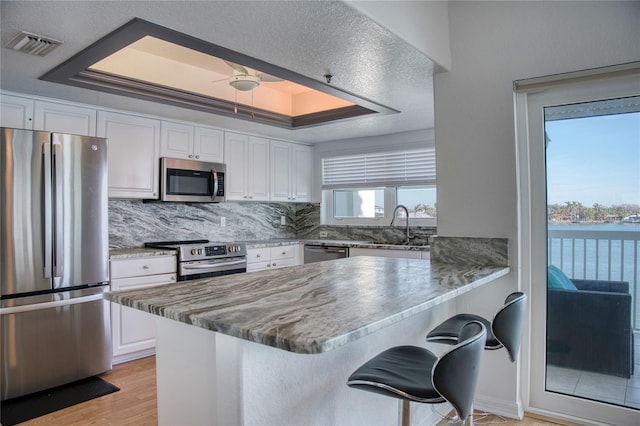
[18, 355, 570, 426]
[19, 356, 157, 425]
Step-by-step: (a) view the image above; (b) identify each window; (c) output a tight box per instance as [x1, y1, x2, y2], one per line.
[321, 148, 436, 226]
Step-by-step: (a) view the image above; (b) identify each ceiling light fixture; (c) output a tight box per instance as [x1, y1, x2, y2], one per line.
[229, 75, 259, 91]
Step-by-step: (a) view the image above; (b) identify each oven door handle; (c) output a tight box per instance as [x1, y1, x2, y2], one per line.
[182, 259, 247, 270]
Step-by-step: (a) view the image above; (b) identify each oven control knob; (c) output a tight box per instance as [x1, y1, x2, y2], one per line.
[191, 248, 197, 255]
[198, 249, 203, 255]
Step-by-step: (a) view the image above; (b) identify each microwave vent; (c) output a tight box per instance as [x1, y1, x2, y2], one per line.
[4, 31, 63, 56]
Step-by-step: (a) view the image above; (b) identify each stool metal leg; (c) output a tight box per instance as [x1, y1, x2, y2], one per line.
[398, 399, 411, 426]
[464, 406, 474, 426]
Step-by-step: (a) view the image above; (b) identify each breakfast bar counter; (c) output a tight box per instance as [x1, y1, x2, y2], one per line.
[106, 256, 509, 425]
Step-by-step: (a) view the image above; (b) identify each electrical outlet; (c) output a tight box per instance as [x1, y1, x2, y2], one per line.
[280, 215, 286, 225]
[220, 217, 226, 227]
[319, 231, 328, 238]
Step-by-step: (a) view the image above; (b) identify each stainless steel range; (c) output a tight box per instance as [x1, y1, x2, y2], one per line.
[145, 240, 247, 281]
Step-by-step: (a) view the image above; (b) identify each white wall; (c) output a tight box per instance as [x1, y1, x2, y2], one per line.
[434, 0, 640, 417]
[347, 1, 451, 70]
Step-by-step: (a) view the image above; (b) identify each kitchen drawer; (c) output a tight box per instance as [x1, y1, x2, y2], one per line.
[246, 248, 271, 264]
[110, 255, 176, 279]
[110, 273, 176, 290]
[246, 257, 295, 273]
[270, 245, 295, 261]
[269, 257, 295, 269]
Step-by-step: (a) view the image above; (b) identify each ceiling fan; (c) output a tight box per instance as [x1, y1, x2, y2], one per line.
[222, 60, 284, 91]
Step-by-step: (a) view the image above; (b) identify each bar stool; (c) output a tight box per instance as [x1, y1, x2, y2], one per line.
[347, 321, 487, 426]
[426, 292, 527, 362]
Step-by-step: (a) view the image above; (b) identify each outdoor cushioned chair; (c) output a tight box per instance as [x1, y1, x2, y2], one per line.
[547, 265, 634, 378]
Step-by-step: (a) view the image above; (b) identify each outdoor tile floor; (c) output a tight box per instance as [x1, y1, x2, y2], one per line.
[546, 332, 640, 409]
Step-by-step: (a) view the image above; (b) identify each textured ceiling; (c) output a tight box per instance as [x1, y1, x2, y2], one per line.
[0, 1, 435, 144]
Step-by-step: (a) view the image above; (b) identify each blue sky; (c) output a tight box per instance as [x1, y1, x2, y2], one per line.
[545, 112, 640, 207]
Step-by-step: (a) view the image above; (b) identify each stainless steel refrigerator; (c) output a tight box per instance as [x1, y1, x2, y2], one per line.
[0, 127, 111, 401]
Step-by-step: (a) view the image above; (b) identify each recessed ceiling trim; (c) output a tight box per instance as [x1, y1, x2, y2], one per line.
[71, 68, 296, 128]
[293, 106, 376, 128]
[40, 18, 398, 129]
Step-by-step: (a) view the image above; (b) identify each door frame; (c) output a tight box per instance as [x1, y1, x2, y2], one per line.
[514, 62, 640, 425]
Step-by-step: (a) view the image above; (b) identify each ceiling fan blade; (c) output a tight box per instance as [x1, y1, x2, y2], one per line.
[257, 72, 284, 82]
[223, 60, 248, 75]
[211, 77, 229, 83]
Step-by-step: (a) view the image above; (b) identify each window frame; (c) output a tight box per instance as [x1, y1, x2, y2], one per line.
[321, 185, 437, 227]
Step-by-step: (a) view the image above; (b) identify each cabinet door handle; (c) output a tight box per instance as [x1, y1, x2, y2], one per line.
[195, 155, 200, 159]
[143, 265, 149, 270]
[188, 154, 193, 158]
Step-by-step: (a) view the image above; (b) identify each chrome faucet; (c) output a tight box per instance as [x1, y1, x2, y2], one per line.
[391, 205, 413, 244]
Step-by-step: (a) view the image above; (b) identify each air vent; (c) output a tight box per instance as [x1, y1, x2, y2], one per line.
[5, 31, 63, 56]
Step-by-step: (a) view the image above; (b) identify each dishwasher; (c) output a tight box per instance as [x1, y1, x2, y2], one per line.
[303, 245, 349, 264]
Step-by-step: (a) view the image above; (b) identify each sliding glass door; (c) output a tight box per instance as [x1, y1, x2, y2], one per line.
[545, 98, 639, 408]
[515, 64, 640, 424]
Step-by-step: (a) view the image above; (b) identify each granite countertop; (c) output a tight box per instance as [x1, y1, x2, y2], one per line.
[110, 239, 430, 259]
[106, 256, 508, 354]
[243, 239, 430, 251]
[109, 247, 177, 259]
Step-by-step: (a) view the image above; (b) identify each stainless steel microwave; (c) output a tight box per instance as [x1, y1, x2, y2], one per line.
[160, 157, 225, 202]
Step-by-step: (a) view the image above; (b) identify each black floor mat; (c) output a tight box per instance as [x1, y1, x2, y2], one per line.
[0, 376, 119, 425]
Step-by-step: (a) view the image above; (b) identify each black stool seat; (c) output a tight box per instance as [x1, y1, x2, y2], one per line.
[348, 322, 487, 425]
[426, 292, 527, 362]
[427, 314, 499, 348]
[347, 345, 443, 403]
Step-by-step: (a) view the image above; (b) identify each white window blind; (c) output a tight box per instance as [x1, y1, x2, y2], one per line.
[322, 148, 436, 189]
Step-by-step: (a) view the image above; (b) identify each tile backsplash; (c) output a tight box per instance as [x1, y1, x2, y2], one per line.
[108, 200, 297, 248]
[109, 201, 436, 248]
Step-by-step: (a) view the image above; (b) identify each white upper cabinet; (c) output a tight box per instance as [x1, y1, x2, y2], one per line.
[1, 94, 34, 129]
[291, 143, 312, 201]
[224, 132, 269, 201]
[97, 111, 161, 199]
[194, 127, 224, 163]
[270, 140, 312, 202]
[160, 121, 193, 159]
[34, 101, 97, 136]
[160, 121, 224, 163]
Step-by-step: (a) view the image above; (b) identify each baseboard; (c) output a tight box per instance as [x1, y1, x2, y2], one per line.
[474, 393, 523, 420]
[112, 348, 155, 365]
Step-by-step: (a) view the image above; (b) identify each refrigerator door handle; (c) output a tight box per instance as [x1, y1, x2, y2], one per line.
[0, 293, 105, 315]
[43, 142, 53, 278]
[53, 142, 64, 278]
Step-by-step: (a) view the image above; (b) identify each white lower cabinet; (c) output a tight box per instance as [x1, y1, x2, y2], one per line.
[348, 247, 428, 259]
[110, 255, 176, 363]
[246, 245, 299, 272]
